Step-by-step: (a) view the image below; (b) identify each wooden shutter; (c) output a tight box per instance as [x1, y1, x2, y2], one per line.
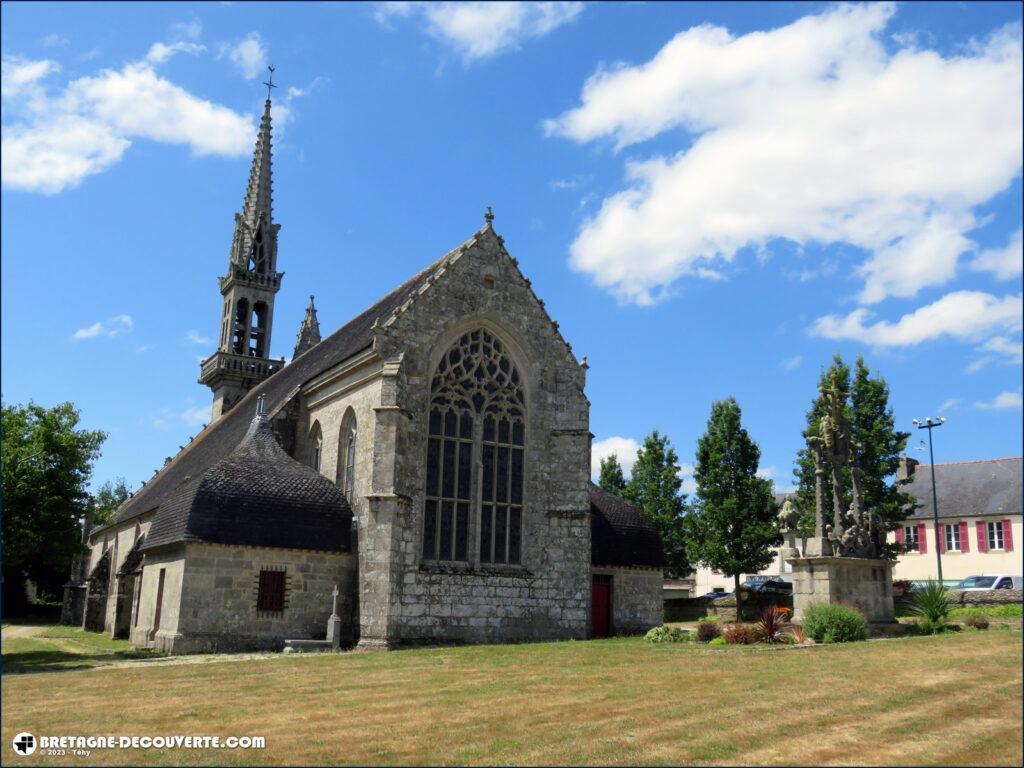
[895, 527, 904, 545]
[1003, 520, 1014, 552]
[917, 523, 927, 554]
[938, 524, 946, 553]
[977, 521, 988, 553]
[959, 521, 969, 553]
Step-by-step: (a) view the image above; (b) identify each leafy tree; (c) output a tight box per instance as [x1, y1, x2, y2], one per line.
[684, 398, 780, 616]
[2, 401, 105, 612]
[91, 477, 132, 527]
[624, 430, 691, 578]
[792, 355, 913, 553]
[597, 454, 627, 495]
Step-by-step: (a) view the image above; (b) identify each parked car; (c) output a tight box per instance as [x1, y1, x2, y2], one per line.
[954, 575, 1022, 591]
[700, 590, 734, 600]
[742, 576, 793, 595]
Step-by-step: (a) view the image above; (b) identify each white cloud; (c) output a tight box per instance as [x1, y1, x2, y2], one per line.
[781, 355, 802, 371]
[185, 329, 211, 345]
[970, 227, 1023, 281]
[677, 462, 697, 496]
[40, 33, 69, 49]
[2, 55, 60, 100]
[181, 405, 209, 427]
[965, 335, 1023, 373]
[975, 391, 1024, 410]
[220, 33, 267, 80]
[170, 19, 203, 42]
[545, 5, 1023, 305]
[811, 291, 1022, 347]
[135, 344, 155, 353]
[756, 466, 777, 480]
[591, 435, 640, 480]
[145, 41, 206, 65]
[376, 1, 583, 62]
[937, 398, 959, 413]
[71, 314, 133, 340]
[2, 47, 255, 194]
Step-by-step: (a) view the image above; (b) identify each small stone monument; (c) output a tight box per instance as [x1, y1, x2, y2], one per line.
[284, 584, 347, 653]
[786, 379, 895, 624]
[327, 584, 343, 650]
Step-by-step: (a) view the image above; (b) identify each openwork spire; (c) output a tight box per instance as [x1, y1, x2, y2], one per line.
[242, 90, 274, 227]
[293, 295, 321, 358]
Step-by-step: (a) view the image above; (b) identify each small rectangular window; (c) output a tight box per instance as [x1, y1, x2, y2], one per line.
[987, 521, 1004, 550]
[257, 569, 286, 613]
[944, 524, 960, 552]
[903, 525, 919, 552]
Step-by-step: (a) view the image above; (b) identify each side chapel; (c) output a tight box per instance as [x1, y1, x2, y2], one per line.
[72, 91, 665, 653]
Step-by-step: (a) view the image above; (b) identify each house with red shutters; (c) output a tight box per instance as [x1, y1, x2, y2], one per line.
[889, 456, 1021, 583]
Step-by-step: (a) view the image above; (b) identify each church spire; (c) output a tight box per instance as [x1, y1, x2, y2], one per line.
[241, 92, 274, 229]
[294, 295, 321, 358]
[199, 69, 285, 423]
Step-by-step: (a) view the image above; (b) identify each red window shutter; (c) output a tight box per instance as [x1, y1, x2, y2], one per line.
[895, 527, 905, 545]
[938, 525, 946, 553]
[917, 523, 927, 554]
[1004, 520, 1014, 552]
[977, 521, 988, 553]
[959, 521, 969, 553]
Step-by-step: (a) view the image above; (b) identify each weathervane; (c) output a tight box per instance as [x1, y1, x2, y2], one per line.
[485, 206, 494, 225]
[263, 65, 276, 101]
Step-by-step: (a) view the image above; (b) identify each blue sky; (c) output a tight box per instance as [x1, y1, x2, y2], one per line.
[2, 1, 1021, 496]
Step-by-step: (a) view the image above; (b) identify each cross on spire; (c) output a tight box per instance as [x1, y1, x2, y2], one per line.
[263, 65, 276, 101]
[484, 206, 494, 225]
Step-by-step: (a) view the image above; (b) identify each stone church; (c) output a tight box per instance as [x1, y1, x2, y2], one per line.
[73, 93, 664, 653]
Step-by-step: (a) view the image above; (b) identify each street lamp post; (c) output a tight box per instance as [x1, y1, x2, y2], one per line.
[912, 417, 945, 583]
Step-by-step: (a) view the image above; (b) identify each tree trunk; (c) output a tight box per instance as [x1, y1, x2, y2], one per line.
[733, 572, 741, 622]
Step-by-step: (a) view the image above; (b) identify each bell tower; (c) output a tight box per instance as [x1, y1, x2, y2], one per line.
[199, 74, 285, 422]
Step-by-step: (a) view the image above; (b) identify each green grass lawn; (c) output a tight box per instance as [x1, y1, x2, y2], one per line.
[1, 624, 161, 673]
[2, 625, 1021, 766]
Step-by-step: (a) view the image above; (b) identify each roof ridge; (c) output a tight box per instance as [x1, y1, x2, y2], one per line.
[918, 457, 1023, 467]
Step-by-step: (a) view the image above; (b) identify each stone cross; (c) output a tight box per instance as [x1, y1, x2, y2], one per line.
[331, 584, 339, 618]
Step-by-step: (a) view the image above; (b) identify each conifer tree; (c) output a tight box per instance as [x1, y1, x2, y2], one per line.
[684, 398, 779, 616]
[597, 454, 627, 495]
[624, 430, 690, 578]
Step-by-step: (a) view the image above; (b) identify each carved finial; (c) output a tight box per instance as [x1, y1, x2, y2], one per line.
[484, 206, 494, 225]
[263, 65, 276, 101]
[580, 355, 589, 370]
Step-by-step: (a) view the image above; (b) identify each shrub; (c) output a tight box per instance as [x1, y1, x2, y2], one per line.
[722, 623, 759, 645]
[792, 625, 809, 644]
[964, 616, 989, 631]
[892, 579, 913, 594]
[916, 617, 960, 635]
[697, 621, 721, 642]
[644, 625, 686, 643]
[802, 603, 868, 643]
[909, 580, 951, 624]
[707, 636, 726, 646]
[757, 606, 789, 644]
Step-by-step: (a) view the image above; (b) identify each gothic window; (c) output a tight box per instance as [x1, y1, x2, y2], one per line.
[337, 409, 357, 503]
[248, 223, 267, 274]
[423, 329, 525, 564]
[310, 421, 323, 473]
[232, 299, 249, 354]
[248, 302, 268, 357]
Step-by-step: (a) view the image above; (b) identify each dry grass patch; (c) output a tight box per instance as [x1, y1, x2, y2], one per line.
[2, 631, 1021, 766]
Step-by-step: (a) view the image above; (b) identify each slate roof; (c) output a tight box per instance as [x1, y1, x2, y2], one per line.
[143, 412, 353, 552]
[108, 235, 471, 530]
[589, 484, 666, 568]
[904, 457, 1022, 520]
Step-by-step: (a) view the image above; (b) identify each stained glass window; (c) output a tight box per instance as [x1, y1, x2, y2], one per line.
[423, 329, 525, 564]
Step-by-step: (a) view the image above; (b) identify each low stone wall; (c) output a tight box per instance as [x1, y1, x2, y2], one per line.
[665, 593, 793, 623]
[949, 588, 1022, 607]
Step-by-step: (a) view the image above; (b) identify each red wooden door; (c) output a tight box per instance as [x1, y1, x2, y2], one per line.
[592, 575, 612, 638]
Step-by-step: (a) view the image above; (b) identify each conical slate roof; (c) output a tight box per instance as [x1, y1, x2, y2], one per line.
[143, 409, 352, 553]
[589, 483, 666, 568]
